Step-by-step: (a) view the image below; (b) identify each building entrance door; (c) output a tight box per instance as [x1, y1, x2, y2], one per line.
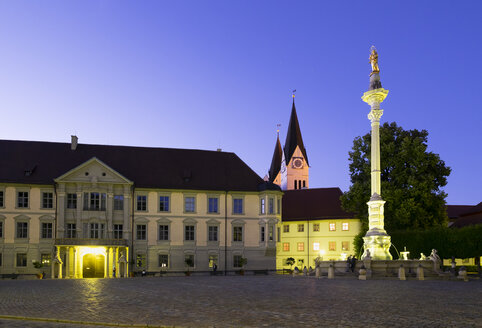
[83, 254, 105, 278]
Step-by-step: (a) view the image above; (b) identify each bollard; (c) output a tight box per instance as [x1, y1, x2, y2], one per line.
[458, 266, 468, 282]
[417, 264, 424, 281]
[398, 264, 406, 280]
[358, 265, 367, 280]
[315, 266, 322, 278]
[328, 264, 335, 279]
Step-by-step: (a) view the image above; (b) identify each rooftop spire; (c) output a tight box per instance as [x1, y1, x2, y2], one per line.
[284, 96, 309, 166]
[268, 127, 283, 183]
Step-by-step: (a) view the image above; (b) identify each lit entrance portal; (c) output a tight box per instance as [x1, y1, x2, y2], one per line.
[83, 254, 105, 278]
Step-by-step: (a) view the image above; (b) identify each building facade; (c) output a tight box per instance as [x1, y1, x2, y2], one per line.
[0, 138, 281, 278]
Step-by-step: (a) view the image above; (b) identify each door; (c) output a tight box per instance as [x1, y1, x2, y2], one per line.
[82, 254, 105, 278]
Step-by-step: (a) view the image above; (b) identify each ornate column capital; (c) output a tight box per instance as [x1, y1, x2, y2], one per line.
[368, 109, 384, 123]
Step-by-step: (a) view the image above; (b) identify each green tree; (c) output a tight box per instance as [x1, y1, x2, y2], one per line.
[341, 122, 451, 231]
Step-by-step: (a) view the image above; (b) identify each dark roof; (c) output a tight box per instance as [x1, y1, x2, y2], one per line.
[283, 99, 309, 166]
[446, 205, 474, 220]
[268, 135, 282, 182]
[0, 139, 267, 192]
[282, 188, 354, 221]
[451, 212, 482, 228]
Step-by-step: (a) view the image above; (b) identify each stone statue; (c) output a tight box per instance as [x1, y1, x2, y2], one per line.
[365, 249, 372, 260]
[428, 249, 441, 263]
[369, 46, 380, 75]
[314, 256, 322, 268]
[419, 253, 427, 260]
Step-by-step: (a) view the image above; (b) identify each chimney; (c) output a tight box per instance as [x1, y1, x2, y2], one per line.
[71, 135, 78, 150]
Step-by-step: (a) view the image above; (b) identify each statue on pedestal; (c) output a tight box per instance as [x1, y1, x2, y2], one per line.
[369, 46, 380, 75]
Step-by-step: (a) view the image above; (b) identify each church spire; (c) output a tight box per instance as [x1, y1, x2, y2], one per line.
[268, 126, 283, 183]
[283, 95, 309, 166]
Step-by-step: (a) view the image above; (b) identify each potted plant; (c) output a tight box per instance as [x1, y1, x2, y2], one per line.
[239, 257, 248, 275]
[185, 257, 194, 276]
[285, 257, 295, 274]
[33, 261, 43, 279]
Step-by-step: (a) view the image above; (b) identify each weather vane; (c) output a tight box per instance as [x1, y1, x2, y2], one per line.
[292, 89, 296, 98]
[276, 124, 281, 137]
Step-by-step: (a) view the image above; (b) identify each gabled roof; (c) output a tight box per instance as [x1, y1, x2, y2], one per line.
[283, 98, 309, 166]
[447, 202, 482, 228]
[0, 139, 268, 192]
[268, 135, 282, 182]
[282, 188, 354, 221]
[446, 205, 474, 220]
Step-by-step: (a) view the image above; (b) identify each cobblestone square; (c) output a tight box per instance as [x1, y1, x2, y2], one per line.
[0, 276, 481, 327]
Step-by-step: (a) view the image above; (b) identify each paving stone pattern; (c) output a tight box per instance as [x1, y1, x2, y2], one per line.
[0, 276, 481, 327]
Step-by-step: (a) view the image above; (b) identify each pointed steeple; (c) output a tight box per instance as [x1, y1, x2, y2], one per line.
[284, 96, 309, 166]
[268, 130, 283, 183]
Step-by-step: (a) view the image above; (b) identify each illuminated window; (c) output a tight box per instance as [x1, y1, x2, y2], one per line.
[260, 198, 265, 214]
[41, 253, 51, 266]
[159, 196, 170, 212]
[136, 195, 147, 211]
[329, 223, 336, 231]
[113, 224, 123, 239]
[313, 242, 320, 251]
[297, 242, 304, 251]
[158, 254, 169, 268]
[42, 192, 53, 209]
[298, 224, 304, 232]
[41, 223, 52, 239]
[185, 197, 195, 212]
[233, 198, 243, 214]
[136, 224, 147, 240]
[268, 198, 274, 214]
[313, 223, 320, 232]
[329, 241, 336, 251]
[136, 254, 146, 267]
[342, 241, 350, 251]
[342, 222, 349, 231]
[67, 193, 77, 209]
[283, 242, 290, 251]
[209, 255, 218, 268]
[283, 225, 289, 233]
[17, 191, 29, 208]
[114, 195, 124, 210]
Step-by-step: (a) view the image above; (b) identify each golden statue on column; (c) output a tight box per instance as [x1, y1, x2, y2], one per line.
[369, 46, 380, 75]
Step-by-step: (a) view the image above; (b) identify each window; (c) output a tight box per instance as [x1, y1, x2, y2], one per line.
[313, 242, 320, 251]
[233, 198, 243, 214]
[159, 196, 170, 212]
[66, 223, 76, 238]
[184, 197, 195, 212]
[136, 224, 147, 240]
[41, 253, 51, 266]
[208, 226, 218, 242]
[233, 226, 243, 242]
[41, 222, 52, 239]
[298, 224, 304, 232]
[209, 255, 218, 268]
[0, 221, 3, 238]
[114, 195, 124, 211]
[16, 222, 28, 239]
[185, 225, 195, 241]
[113, 224, 123, 239]
[269, 226, 274, 241]
[260, 226, 265, 242]
[277, 198, 281, 214]
[268, 198, 274, 214]
[16, 253, 27, 267]
[0, 190, 4, 207]
[185, 254, 195, 268]
[17, 191, 29, 208]
[42, 192, 53, 209]
[208, 197, 218, 213]
[136, 254, 146, 267]
[260, 198, 265, 214]
[297, 242, 304, 251]
[342, 241, 350, 251]
[66, 193, 77, 209]
[329, 241, 336, 251]
[233, 255, 243, 268]
[83, 192, 106, 211]
[136, 195, 147, 211]
[283, 225, 289, 233]
[283, 242, 290, 251]
[90, 223, 104, 239]
[159, 254, 169, 268]
[277, 227, 280, 241]
[159, 225, 169, 241]
[342, 222, 349, 231]
[329, 223, 336, 231]
[313, 223, 320, 232]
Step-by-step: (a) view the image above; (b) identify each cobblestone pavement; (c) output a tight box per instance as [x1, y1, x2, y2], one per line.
[0, 276, 481, 328]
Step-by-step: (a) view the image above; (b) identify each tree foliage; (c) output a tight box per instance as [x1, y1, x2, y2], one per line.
[341, 122, 451, 231]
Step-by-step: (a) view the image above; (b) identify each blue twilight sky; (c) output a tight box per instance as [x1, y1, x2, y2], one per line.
[1, 1, 481, 205]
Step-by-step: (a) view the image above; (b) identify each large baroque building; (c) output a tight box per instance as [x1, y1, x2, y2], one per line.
[269, 97, 360, 270]
[0, 138, 281, 278]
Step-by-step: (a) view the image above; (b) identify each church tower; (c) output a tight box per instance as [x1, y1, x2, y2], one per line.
[268, 129, 283, 186]
[282, 95, 309, 190]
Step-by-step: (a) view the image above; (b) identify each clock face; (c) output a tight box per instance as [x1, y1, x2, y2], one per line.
[292, 158, 303, 169]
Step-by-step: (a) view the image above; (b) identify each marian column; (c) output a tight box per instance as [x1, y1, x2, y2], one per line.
[361, 46, 392, 260]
